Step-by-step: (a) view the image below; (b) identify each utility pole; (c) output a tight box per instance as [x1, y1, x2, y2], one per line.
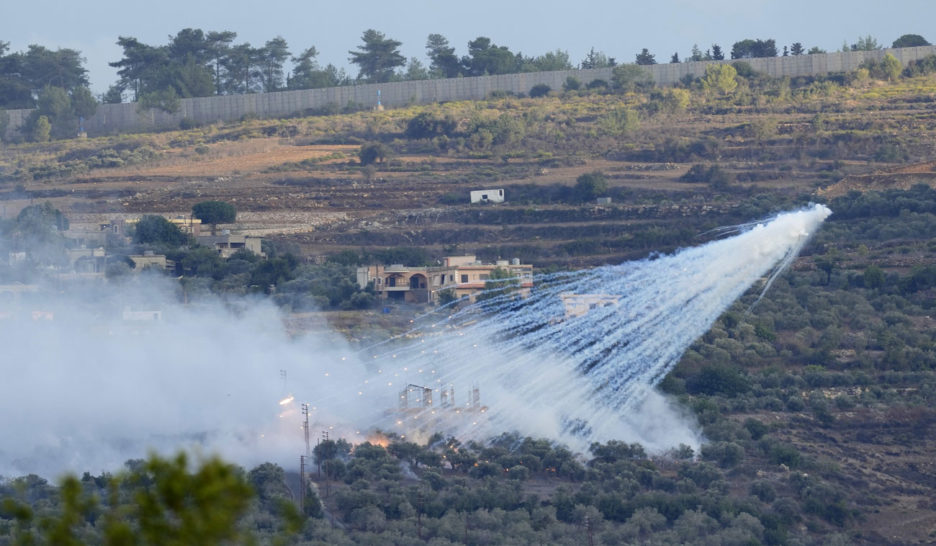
[299, 455, 306, 513]
[301, 403, 310, 457]
[320, 430, 330, 498]
[318, 430, 329, 478]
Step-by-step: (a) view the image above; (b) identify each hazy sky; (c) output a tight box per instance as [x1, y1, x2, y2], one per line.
[5, 0, 935, 94]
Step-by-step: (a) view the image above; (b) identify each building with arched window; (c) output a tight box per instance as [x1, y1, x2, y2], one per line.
[357, 255, 533, 304]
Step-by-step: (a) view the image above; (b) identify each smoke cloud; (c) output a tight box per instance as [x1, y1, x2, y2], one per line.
[0, 205, 830, 478]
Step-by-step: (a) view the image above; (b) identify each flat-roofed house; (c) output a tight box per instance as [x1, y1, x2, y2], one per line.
[357, 255, 533, 304]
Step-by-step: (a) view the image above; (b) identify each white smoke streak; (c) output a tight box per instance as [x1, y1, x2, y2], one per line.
[0, 204, 830, 478]
[361, 204, 832, 452]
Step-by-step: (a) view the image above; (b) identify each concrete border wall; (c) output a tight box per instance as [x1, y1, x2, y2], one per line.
[4, 46, 936, 140]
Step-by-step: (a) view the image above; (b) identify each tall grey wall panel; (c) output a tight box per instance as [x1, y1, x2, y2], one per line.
[3, 46, 935, 140]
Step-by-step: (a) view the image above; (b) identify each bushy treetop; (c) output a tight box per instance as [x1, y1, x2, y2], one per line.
[192, 200, 236, 225]
[133, 215, 188, 246]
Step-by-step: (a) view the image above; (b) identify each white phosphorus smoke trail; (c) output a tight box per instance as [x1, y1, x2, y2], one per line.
[360, 204, 832, 451]
[0, 205, 830, 477]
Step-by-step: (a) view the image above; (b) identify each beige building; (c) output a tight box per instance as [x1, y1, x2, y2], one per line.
[129, 251, 169, 271]
[169, 216, 202, 236]
[196, 233, 263, 258]
[65, 248, 169, 275]
[357, 255, 533, 304]
[559, 293, 621, 318]
[68, 247, 107, 274]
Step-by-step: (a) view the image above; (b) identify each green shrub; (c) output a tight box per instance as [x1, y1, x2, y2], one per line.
[132, 215, 189, 246]
[30, 115, 51, 143]
[404, 112, 457, 139]
[0, 109, 8, 141]
[573, 171, 608, 202]
[743, 418, 768, 440]
[562, 77, 581, 91]
[685, 364, 751, 396]
[192, 201, 237, 225]
[586, 79, 609, 90]
[529, 83, 551, 98]
[903, 54, 936, 77]
[612, 65, 653, 92]
[765, 441, 802, 468]
[681, 164, 724, 183]
[701, 442, 745, 468]
[179, 117, 200, 130]
[750, 481, 777, 503]
[359, 141, 391, 165]
[731, 61, 757, 78]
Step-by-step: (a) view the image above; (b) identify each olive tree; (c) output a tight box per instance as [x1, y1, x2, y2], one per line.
[573, 171, 608, 202]
[132, 215, 188, 246]
[192, 200, 236, 225]
[359, 141, 391, 165]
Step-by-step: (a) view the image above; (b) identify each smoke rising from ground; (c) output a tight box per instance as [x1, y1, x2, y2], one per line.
[0, 205, 830, 477]
[0, 276, 377, 477]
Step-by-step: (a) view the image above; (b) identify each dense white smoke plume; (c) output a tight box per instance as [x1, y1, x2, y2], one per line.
[0, 205, 830, 478]
[363, 204, 832, 451]
[0, 278, 380, 477]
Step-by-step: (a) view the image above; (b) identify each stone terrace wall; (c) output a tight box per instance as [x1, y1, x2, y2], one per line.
[4, 46, 936, 140]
